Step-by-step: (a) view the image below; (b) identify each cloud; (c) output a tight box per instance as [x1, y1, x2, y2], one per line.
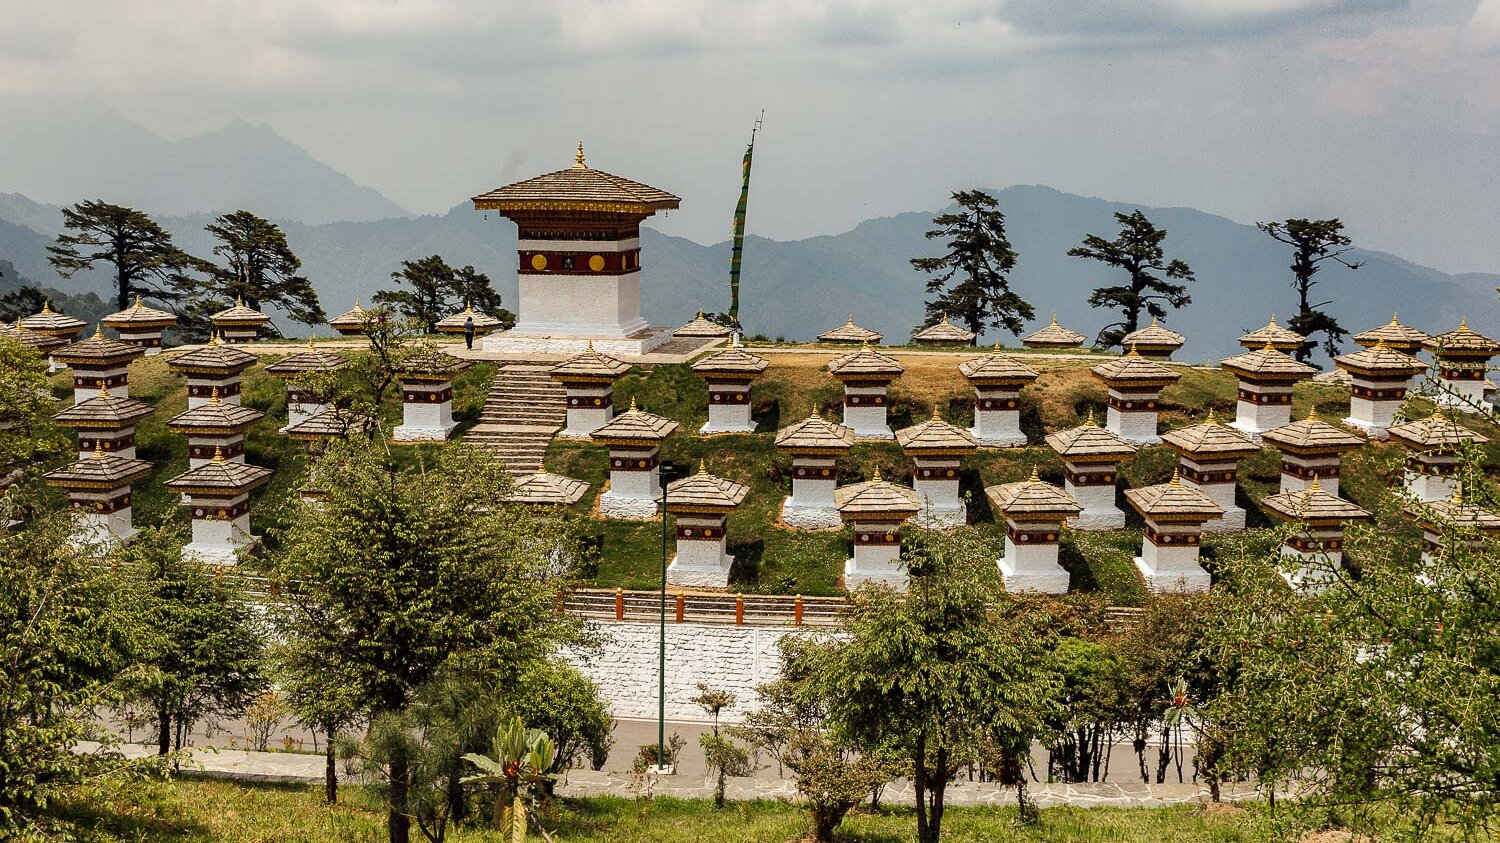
[999, 0, 1408, 39]
[1464, 0, 1500, 53]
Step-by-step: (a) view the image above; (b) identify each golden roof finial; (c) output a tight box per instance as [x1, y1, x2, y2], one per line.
[872, 466, 883, 482]
[697, 460, 707, 475]
[41, 300, 53, 314]
[1205, 407, 1219, 425]
[93, 442, 105, 460]
[811, 404, 823, 420]
[1050, 313, 1059, 326]
[930, 404, 942, 421]
[1269, 314, 1278, 327]
[132, 294, 142, 310]
[1263, 339, 1276, 352]
[1452, 482, 1464, 507]
[1083, 407, 1097, 427]
[695, 309, 705, 319]
[1430, 404, 1444, 420]
[860, 338, 870, 351]
[627, 396, 638, 413]
[98, 383, 111, 399]
[211, 445, 225, 463]
[236, 294, 245, 307]
[1306, 405, 1319, 422]
[1150, 315, 1159, 327]
[940, 313, 950, 325]
[1390, 311, 1400, 326]
[1459, 317, 1469, 331]
[93, 323, 104, 339]
[1028, 464, 1040, 483]
[354, 299, 362, 309]
[1127, 342, 1140, 357]
[1170, 467, 1182, 485]
[574, 141, 587, 169]
[209, 330, 221, 346]
[210, 386, 221, 404]
[1308, 473, 1322, 492]
[307, 338, 315, 351]
[585, 339, 594, 353]
[1375, 337, 1388, 350]
[847, 313, 855, 325]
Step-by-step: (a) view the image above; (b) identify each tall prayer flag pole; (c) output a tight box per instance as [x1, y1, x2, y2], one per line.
[728, 112, 763, 340]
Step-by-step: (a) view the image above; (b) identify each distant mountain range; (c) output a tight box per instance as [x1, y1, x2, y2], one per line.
[0, 112, 1496, 365]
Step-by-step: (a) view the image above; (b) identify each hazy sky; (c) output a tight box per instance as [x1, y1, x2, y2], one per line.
[3, 0, 1499, 272]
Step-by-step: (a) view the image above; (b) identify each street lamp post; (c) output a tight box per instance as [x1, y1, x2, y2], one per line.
[655, 460, 682, 773]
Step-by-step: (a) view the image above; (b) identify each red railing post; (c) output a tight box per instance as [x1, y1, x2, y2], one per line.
[675, 590, 685, 623]
[735, 592, 745, 626]
[794, 594, 803, 627]
[614, 588, 624, 621]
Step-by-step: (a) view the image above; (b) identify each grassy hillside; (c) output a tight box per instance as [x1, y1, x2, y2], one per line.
[42, 342, 1499, 606]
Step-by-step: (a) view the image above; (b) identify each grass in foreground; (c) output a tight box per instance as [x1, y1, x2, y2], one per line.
[56, 778, 1280, 843]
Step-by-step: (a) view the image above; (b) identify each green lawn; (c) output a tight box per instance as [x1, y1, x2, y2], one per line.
[55, 778, 1284, 843]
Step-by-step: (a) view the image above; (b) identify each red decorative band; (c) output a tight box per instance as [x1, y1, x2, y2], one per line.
[676, 525, 724, 540]
[844, 394, 886, 406]
[75, 373, 127, 389]
[402, 388, 453, 404]
[1107, 395, 1158, 412]
[855, 531, 900, 546]
[611, 454, 660, 471]
[709, 390, 751, 405]
[1238, 389, 1292, 404]
[1287, 535, 1343, 552]
[1006, 526, 1060, 544]
[569, 392, 612, 408]
[1064, 468, 1117, 486]
[916, 467, 959, 479]
[189, 441, 244, 460]
[517, 225, 640, 241]
[191, 500, 249, 520]
[1351, 385, 1407, 401]
[793, 466, 836, 479]
[1438, 368, 1485, 381]
[1144, 527, 1201, 546]
[190, 382, 242, 398]
[518, 249, 639, 275]
[1405, 457, 1457, 475]
[78, 433, 135, 452]
[1180, 465, 1235, 484]
[71, 494, 131, 513]
[1283, 463, 1339, 479]
[122, 337, 163, 347]
[976, 398, 1019, 411]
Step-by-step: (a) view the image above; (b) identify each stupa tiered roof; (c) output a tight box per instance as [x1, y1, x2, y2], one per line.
[1120, 318, 1186, 354]
[589, 399, 679, 443]
[1125, 471, 1225, 520]
[911, 315, 976, 345]
[43, 447, 152, 489]
[691, 347, 769, 376]
[1262, 477, 1370, 524]
[1334, 341, 1426, 378]
[1160, 410, 1260, 458]
[328, 301, 370, 335]
[1387, 409, 1488, 449]
[102, 296, 177, 329]
[264, 342, 347, 377]
[817, 315, 883, 344]
[1354, 313, 1429, 351]
[283, 408, 376, 441]
[1406, 489, 1500, 532]
[958, 347, 1039, 384]
[1045, 411, 1137, 460]
[1424, 319, 1500, 355]
[53, 386, 153, 429]
[1238, 316, 1305, 351]
[166, 335, 258, 374]
[19, 302, 87, 338]
[895, 408, 979, 453]
[1090, 347, 1181, 385]
[395, 350, 471, 378]
[834, 468, 922, 516]
[472, 144, 681, 215]
[165, 448, 272, 496]
[1021, 315, 1086, 349]
[435, 303, 505, 335]
[52, 326, 145, 367]
[166, 390, 265, 434]
[549, 343, 631, 381]
[775, 409, 856, 452]
[2, 320, 69, 353]
[1220, 344, 1318, 380]
[827, 343, 904, 378]
[674, 311, 733, 339]
[508, 471, 590, 507]
[210, 298, 271, 327]
[1312, 368, 1354, 386]
[666, 465, 750, 511]
[1259, 410, 1363, 454]
[985, 467, 1082, 517]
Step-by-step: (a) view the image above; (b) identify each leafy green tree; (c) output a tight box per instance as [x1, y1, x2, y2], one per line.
[821, 532, 1059, 841]
[0, 334, 70, 503]
[119, 527, 268, 757]
[0, 505, 145, 833]
[270, 436, 584, 843]
[0, 285, 46, 323]
[193, 210, 326, 331]
[277, 642, 366, 804]
[1069, 210, 1195, 349]
[509, 661, 614, 775]
[1044, 636, 1128, 782]
[373, 255, 513, 333]
[1257, 218, 1363, 361]
[692, 684, 753, 809]
[911, 190, 1034, 336]
[46, 200, 201, 311]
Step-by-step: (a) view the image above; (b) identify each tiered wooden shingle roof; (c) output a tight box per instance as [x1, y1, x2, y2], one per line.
[1387, 409, 1488, 449]
[435, 303, 505, 335]
[589, 399, 679, 443]
[895, 408, 979, 453]
[1334, 341, 1426, 377]
[472, 145, 681, 215]
[1354, 313, 1429, 351]
[1220, 344, 1318, 380]
[1424, 319, 1500, 355]
[1090, 347, 1181, 385]
[1160, 410, 1260, 458]
[395, 350, 471, 378]
[911, 315, 976, 345]
[1125, 471, 1225, 520]
[1238, 316, 1305, 351]
[549, 343, 631, 382]
[508, 471, 590, 507]
[827, 343, 904, 378]
[1405, 489, 1500, 532]
[1045, 411, 1137, 461]
[834, 469, 922, 517]
[165, 448, 272, 496]
[167, 336, 258, 374]
[166, 390, 266, 434]
[283, 408, 375, 441]
[775, 409, 856, 452]
[102, 296, 177, 329]
[958, 348, 1039, 385]
[328, 301, 369, 335]
[19, 302, 87, 338]
[43, 446, 152, 489]
[1120, 318, 1186, 354]
[52, 326, 145, 367]
[53, 386, 153, 430]
[985, 467, 1081, 517]
[691, 347, 769, 376]
[674, 311, 733, 339]
[1259, 409, 1364, 455]
[817, 315, 883, 344]
[210, 298, 271, 327]
[1262, 477, 1370, 524]
[2, 320, 69, 353]
[1021, 315, 1086, 349]
[264, 343, 347, 377]
[666, 465, 749, 512]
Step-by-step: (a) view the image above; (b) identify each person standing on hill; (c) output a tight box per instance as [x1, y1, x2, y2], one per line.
[463, 314, 475, 350]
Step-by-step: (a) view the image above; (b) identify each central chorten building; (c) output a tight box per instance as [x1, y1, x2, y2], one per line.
[472, 143, 680, 355]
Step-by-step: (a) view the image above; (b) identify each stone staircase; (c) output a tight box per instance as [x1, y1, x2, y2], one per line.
[465, 363, 565, 473]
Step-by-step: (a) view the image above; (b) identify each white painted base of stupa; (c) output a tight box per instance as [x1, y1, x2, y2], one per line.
[1068, 509, 1126, 530]
[842, 405, 893, 440]
[482, 327, 673, 357]
[971, 430, 1028, 448]
[912, 503, 966, 530]
[1200, 507, 1246, 533]
[1341, 415, 1389, 439]
[970, 411, 1026, 448]
[72, 512, 136, 550]
[699, 420, 756, 434]
[182, 518, 258, 566]
[598, 491, 660, 521]
[1134, 554, 1211, 594]
[1280, 472, 1340, 497]
[843, 556, 907, 591]
[393, 421, 459, 442]
[1279, 547, 1341, 594]
[779, 499, 843, 530]
[1405, 471, 1458, 503]
[1107, 408, 1161, 445]
[665, 551, 732, 589]
[560, 405, 612, 439]
[999, 542, 1070, 594]
[1434, 379, 1485, 410]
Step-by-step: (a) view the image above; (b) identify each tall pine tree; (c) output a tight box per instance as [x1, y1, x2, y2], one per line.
[47, 201, 201, 312]
[1069, 210, 1194, 349]
[911, 190, 1034, 336]
[373, 255, 513, 333]
[197, 211, 326, 328]
[1256, 218, 1363, 362]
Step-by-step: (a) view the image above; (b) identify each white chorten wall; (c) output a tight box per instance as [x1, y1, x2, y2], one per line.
[76, 430, 135, 460]
[971, 387, 1025, 447]
[73, 365, 130, 402]
[841, 385, 892, 439]
[782, 456, 841, 529]
[187, 377, 243, 408]
[1064, 463, 1125, 530]
[1231, 382, 1294, 436]
[1106, 388, 1163, 444]
[998, 520, 1069, 594]
[702, 380, 755, 434]
[1180, 459, 1245, 532]
[68, 490, 135, 546]
[183, 493, 255, 565]
[1135, 524, 1210, 593]
[666, 514, 733, 589]
[393, 378, 457, 442]
[599, 449, 662, 520]
[1344, 376, 1406, 435]
[561, 385, 613, 438]
[1279, 454, 1341, 497]
[911, 458, 965, 528]
[844, 521, 907, 589]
